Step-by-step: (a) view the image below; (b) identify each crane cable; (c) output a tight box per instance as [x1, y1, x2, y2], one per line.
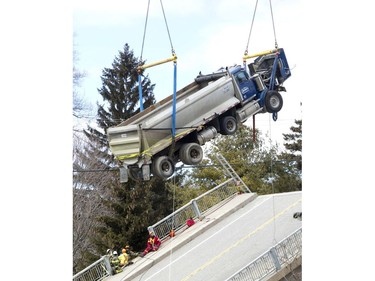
[268, 0, 278, 49]
[269, 115, 278, 246]
[138, 0, 151, 112]
[159, 0, 177, 139]
[244, 0, 259, 57]
[139, 0, 175, 63]
[138, 0, 177, 112]
[267, 0, 279, 247]
[160, 0, 175, 56]
[245, 0, 279, 141]
[244, 0, 280, 246]
[168, 172, 177, 281]
[138, 2, 179, 277]
[244, 0, 278, 58]
[140, 0, 150, 62]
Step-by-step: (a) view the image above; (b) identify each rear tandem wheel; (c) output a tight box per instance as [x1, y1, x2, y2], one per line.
[152, 156, 175, 179]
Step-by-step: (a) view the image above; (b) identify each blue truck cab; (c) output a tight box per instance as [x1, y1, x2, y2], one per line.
[230, 48, 291, 120]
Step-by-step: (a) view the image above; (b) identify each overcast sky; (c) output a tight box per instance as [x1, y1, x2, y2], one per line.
[73, 0, 303, 147]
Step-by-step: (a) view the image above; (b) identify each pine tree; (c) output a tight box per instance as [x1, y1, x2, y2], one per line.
[283, 119, 302, 171]
[73, 43, 174, 272]
[182, 124, 273, 194]
[272, 119, 302, 192]
[182, 122, 302, 195]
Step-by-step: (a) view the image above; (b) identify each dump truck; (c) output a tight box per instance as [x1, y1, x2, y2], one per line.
[107, 48, 291, 182]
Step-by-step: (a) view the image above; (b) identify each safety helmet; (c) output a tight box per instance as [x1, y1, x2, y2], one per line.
[125, 245, 130, 249]
[122, 249, 126, 253]
[113, 251, 118, 256]
[106, 249, 111, 254]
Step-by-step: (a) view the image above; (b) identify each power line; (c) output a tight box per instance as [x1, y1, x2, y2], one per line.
[72, 162, 288, 174]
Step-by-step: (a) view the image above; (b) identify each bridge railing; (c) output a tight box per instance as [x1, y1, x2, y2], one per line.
[148, 178, 242, 241]
[225, 227, 302, 281]
[73, 255, 112, 281]
[72, 178, 243, 281]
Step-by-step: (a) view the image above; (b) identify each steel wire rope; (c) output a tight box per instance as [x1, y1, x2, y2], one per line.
[139, 0, 175, 56]
[269, 113, 278, 246]
[168, 171, 178, 281]
[244, 0, 259, 56]
[159, 0, 175, 55]
[268, 0, 278, 48]
[244, 0, 279, 56]
[159, 0, 178, 266]
[140, 0, 151, 61]
[137, 0, 151, 112]
[267, 0, 280, 245]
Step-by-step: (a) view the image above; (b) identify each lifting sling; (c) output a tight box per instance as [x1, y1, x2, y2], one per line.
[137, 0, 178, 137]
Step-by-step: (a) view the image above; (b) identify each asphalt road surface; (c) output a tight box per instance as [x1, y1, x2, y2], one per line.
[113, 191, 301, 281]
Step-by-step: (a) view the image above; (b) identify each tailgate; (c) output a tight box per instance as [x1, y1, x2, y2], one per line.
[107, 124, 141, 163]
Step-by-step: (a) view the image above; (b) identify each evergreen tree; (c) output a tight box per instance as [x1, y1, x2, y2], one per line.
[272, 119, 302, 192]
[73, 43, 174, 272]
[283, 119, 302, 171]
[182, 122, 301, 195]
[183, 124, 273, 194]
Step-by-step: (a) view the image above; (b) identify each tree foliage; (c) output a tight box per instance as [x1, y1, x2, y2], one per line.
[73, 36, 90, 119]
[72, 41, 303, 273]
[181, 121, 302, 195]
[73, 43, 175, 273]
[272, 119, 302, 192]
[181, 124, 268, 194]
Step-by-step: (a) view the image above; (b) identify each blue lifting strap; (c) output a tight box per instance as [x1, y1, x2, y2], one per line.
[138, 74, 144, 112]
[172, 62, 177, 137]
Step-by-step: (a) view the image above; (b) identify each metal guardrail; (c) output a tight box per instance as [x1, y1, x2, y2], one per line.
[73, 178, 243, 281]
[73, 255, 112, 281]
[148, 178, 243, 241]
[225, 227, 302, 281]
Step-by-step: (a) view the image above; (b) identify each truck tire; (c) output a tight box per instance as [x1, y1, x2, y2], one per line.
[220, 116, 237, 135]
[265, 90, 283, 113]
[179, 143, 203, 165]
[152, 156, 175, 179]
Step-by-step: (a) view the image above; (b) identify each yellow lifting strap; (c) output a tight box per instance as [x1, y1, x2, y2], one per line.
[243, 0, 279, 64]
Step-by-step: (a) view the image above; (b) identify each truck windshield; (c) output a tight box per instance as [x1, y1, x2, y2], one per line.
[235, 71, 249, 84]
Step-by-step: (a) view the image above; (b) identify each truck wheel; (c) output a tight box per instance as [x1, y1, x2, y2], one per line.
[265, 90, 283, 113]
[152, 156, 175, 179]
[220, 116, 237, 135]
[179, 143, 203, 165]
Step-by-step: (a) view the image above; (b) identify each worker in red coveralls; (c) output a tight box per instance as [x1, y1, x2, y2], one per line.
[140, 231, 161, 257]
[186, 217, 195, 227]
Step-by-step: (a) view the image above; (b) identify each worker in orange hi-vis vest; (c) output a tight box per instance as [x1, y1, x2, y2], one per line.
[140, 231, 161, 257]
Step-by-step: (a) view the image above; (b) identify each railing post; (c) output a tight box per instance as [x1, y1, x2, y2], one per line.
[270, 247, 281, 271]
[147, 226, 155, 234]
[191, 199, 202, 219]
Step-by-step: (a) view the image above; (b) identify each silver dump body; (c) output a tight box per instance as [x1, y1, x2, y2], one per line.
[107, 72, 243, 166]
[107, 49, 290, 182]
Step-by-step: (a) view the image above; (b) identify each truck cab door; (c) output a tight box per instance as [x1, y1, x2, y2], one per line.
[234, 70, 258, 101]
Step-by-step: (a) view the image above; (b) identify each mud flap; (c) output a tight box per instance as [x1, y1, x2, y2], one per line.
[142, 165, 150, 181]
[119, 167, 128, 183]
